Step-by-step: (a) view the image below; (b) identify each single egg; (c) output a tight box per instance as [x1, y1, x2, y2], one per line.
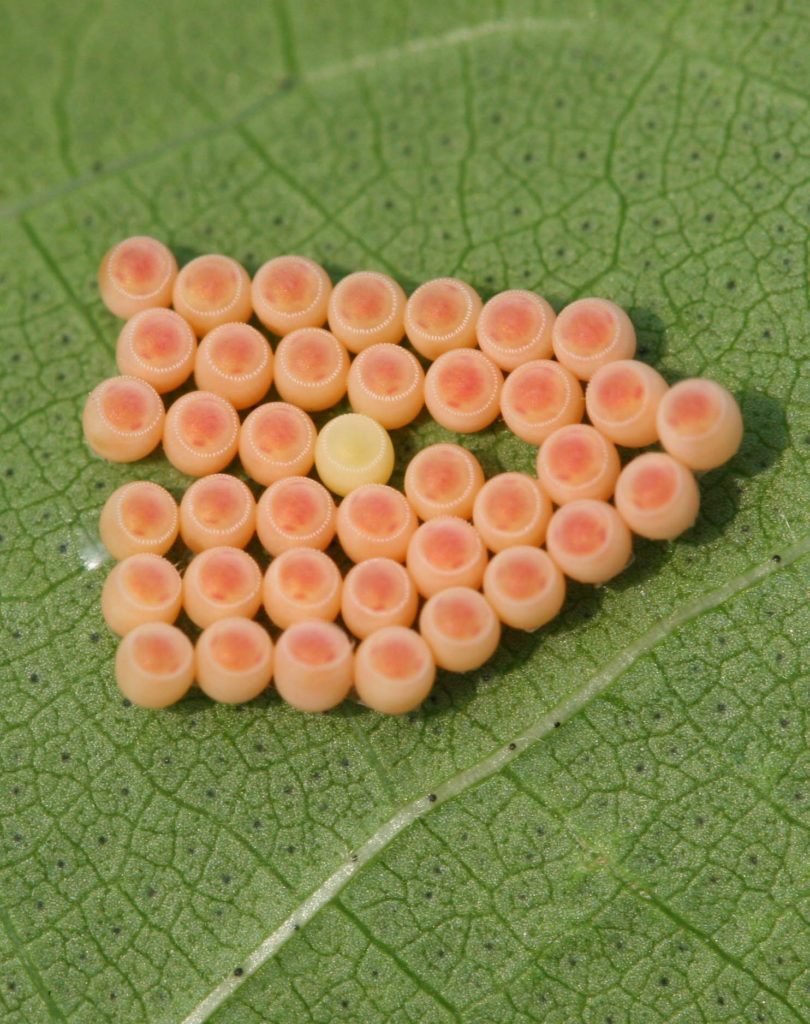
[552, 296, 636, 380]
[179, 473, 256, 552]
[182, 546, 263, 628]
[585, 359, 669, 447]
[238, 402, 317, 486]
[115, 307, 197, 393]
[354, 627, 436, 714]
[424, 348, 504, 433]
[536, 424, 621, 505]
[194, 322, 273, 409]
[82, 376, 165, 463]
[195, 617, 274, 704]
[472, 472, 552, 552]
[273, 620, 354, 712]
[418, 586, 501, 673]
[172, 254, 252, 336]
[273, 327, 350, 411]
[614, 451, 700, 540]
[545, 499, 632, 584]
[327, 270, 407, 352]
[255, 475, 337, 556]
[656, 378, 743, 470]
[262, 548, 343, 629]
[341, 557, 419, 639]
[346, 342, 425, 429]
[162, 390, 240, 477]
[314, 413, 395, 497]
[98, 481, 179, 560]
[483, 546, 566, 631]
[101, 553, 183, 636]
[251, 254, 332, 335]
[115, 622, 194, 708]
[406, 516, 488, 598]
[403, 443, 485, 521]
[336, 483, 417, 563]
[476, 289, 555, 370]
[98, 235, 177, 320]
[500, 359, 585, 445]
[404, 277, 482, 360]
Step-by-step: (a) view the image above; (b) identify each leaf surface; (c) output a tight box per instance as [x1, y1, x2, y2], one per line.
[2, 2, 809, 1022]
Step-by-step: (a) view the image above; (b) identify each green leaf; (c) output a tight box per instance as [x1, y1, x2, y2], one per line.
[2, 1, 808, 1022]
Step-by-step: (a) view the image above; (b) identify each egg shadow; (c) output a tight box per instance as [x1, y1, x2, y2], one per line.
[676, 387, 786, 547]
[625, 305, 669, 365]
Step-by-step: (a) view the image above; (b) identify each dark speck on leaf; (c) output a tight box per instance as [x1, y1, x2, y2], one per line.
[428, 793, 437, 802]
[772, 554, 781, 563]
[554, 721, 561, 728]
[509, 742, 516, 751]
[234, 967, 243, 977]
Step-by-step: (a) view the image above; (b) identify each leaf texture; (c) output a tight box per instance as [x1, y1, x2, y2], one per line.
[1, 2, 809, 1022]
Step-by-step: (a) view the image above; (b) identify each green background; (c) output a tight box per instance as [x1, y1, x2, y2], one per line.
[2, 1, 809, 1021]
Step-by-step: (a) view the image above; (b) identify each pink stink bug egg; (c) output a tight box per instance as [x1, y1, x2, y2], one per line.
[172, 254, 253, 336]
[424, 348, 504, 433]
[182, 546, 263, 628]
[404, 277, 483, 360]
[472, 472, 552, 553]
[406, 516, 488, 598]
[98, 235, 178, 320]
[346, 343, 425, 429]
[162, 390, 240, 477]
[552, 297, 636, 380]
[403, 443, 485, 521]
[419, 586, 501, 673]
[585, 359, 669, 448]
[327, 270, 407, 352]
[354, 627, 436, 714]
[251, 254, 332, 335]
[341, 557, 419, 639]
[99, 481, 179, 560]
[194, 322, 273, 410]
[262, 548, 343, 630]
[536, 424, 621, 505]
[179, 473, 256, 552]
[656, 378, 743, 471]
[83, 376, 165, 463]
[256, 476, 337, 556]
[238, 402, 317, 486]
[115, 308, 197, 394]
[614, 452, 700, 540]
[476, 289, 555, 370]
[500, 359, 584, 445]
[195, 617, 274, 704]
[336, 483, 418, 563]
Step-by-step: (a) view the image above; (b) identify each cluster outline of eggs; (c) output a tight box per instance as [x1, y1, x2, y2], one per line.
[85, 235, 743, 714]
